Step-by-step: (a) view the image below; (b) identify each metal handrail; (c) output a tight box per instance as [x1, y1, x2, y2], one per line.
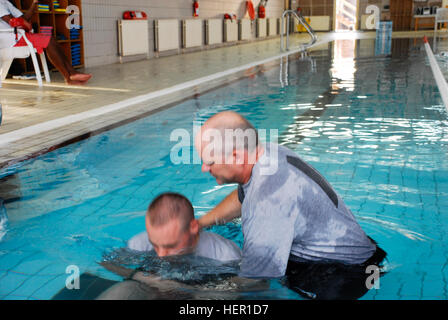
[281, 10, 317, 52]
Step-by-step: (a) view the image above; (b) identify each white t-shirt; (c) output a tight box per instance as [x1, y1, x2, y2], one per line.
[0, 0, 23, 48]
[128, 231, 242, 262]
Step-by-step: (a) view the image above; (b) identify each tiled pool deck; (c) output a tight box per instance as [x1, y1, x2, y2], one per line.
[0, 30, 445, 170]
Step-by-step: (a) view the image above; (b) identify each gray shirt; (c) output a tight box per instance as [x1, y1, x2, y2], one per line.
[127, 230, 242, 262]
[238, 143, 376, 278]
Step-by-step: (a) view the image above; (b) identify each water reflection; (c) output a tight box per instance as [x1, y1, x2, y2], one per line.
[279, 39, 355, 146]
[279, 53, 317, 88]
[1, 39, 447, 300]
[331, 39, 356, 91]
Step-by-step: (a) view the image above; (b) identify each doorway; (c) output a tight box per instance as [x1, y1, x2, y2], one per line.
[334, 0, 358, 31]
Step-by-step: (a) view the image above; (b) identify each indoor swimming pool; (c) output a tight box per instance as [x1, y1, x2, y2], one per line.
[0, 38, 447, 300]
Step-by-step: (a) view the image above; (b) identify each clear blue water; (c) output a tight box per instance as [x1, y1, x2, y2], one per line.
[0, 39, 447, 300]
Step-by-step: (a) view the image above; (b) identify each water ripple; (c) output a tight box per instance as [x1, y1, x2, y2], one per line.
[357, 215, 431, 242]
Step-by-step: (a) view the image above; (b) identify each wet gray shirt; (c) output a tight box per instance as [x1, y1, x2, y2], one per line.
[238, 143, 376, 278]
[127, 231, 242, 262]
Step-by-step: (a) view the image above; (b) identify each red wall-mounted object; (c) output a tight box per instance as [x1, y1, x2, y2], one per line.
[258, 5, 266, 18]
[123, 11, 148, 20]
[193, 1, 199, 17]
[246, 1, 255, 20]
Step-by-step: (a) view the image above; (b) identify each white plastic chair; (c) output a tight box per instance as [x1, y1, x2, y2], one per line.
[433, 8, 448, 52]
[435, 8, 448, 31]
[0, 28, 50, 88]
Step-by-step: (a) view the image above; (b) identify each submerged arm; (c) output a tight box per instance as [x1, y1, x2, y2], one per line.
[99, 261, 196, 292]
[99, 261, 269, 293]
[228, 276, 270, 291]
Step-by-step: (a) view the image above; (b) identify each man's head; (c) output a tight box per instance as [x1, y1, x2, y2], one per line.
[145, 193, 199, 257]
[194, 111, 263, 185]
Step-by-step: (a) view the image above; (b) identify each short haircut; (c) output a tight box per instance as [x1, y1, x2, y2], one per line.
[146, 193, 194, 231]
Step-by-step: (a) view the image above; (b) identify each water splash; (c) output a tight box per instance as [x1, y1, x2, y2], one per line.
[201, 184, 237, 195]
[102, 248, 240, 285]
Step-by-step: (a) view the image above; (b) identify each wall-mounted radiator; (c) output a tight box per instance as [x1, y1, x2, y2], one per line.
[224, 20, 238, 42]
[268, 18, 278, 36]
[205, 19, 223, 45]
[256, 19, 267, 38]
[182, 19, 203, 48]
[118, 20, 149, 61]
[239, 19, 252, 40]
[154, 19, 179, 54]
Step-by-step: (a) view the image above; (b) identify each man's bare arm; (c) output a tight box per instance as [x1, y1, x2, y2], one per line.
[198, 189, 242, 229]
[23, 0, 38, 21]
[2, 14, 32, 32]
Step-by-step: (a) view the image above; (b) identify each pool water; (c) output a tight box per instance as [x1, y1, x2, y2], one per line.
[0, 38, 447, 300]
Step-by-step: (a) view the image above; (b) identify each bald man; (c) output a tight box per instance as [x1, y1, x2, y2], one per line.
[194, 111, 386, 299]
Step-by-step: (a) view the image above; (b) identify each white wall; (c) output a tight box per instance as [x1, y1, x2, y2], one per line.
[82, 0, 285, 67]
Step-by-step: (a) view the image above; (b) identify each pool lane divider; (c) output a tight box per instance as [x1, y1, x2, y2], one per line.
[423, 36, 448, 111]
[0, 40, 329, 149]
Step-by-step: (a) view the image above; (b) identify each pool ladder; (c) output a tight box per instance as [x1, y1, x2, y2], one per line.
[281, 10, 317, 52]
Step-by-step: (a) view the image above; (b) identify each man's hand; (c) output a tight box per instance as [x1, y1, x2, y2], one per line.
[9, 17, 32, 32]
[1, 14, 12, 24]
